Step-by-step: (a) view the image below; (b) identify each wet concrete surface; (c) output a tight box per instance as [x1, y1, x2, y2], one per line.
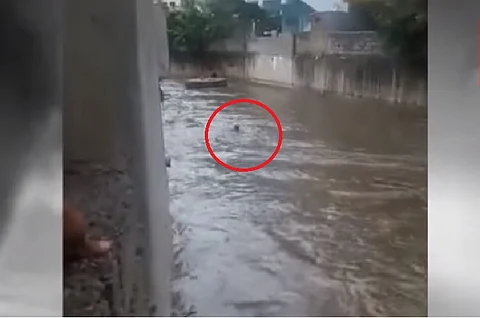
[162, 79, 427, 317]
[63, 149, 151, 316]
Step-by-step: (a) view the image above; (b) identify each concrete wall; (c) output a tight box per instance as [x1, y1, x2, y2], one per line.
[294, 54, 426, 105]
[295, 31, 328, 56]
[247, 34, 294, 57]
[170, 53, 246, 79]
[171, 30, 426, 105]
[63, 0, 132, 164]
[326, 31, 383, 55]
[64, 0, 171, 316]
[246, 54, 294, 86]
[211, 28, 377, 57]
[295, 30, 382, 56]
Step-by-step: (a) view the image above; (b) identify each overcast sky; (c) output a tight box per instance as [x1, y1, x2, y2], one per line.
[303, 0, 340, 11]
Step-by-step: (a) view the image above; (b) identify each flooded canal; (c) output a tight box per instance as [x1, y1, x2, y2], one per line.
[162, 79, 427, 317]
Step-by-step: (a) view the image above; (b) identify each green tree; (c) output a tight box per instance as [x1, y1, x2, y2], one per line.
[167, 0, 268, 58]
[204, 0, 268, 35]
[345, 0, 427, 71]
[167, 3, 228, 58]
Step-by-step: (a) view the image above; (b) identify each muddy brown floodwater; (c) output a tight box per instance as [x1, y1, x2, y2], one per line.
[162, 79, 427, 317]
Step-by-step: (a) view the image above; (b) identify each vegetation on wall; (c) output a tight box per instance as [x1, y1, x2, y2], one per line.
[167, 1, 225, 58]
[205, 0, 267, 31]
[167, 0, 268, 58]
[344, 0, 427, 71]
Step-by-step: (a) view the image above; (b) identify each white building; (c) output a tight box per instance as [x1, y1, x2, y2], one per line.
[162, 0, 183, 10]
[333, 0, 348, 11]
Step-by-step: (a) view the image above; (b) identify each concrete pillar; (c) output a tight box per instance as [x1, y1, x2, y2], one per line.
[154, 2, 170, 78]
[64, 0, 172, 315]
[132, 1, 172, 315]
[63, 0, 134, 164]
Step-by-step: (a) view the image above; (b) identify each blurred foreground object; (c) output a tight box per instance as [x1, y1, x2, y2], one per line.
[63, 204, 112, 264]
[0, 0, 62, 316]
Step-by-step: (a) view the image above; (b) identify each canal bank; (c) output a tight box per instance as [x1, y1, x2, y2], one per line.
[162, 79, 427, 316]
[170, 32, 426, 106]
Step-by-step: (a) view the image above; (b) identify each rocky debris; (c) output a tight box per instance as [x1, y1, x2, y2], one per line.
[63, 258, 114, 316]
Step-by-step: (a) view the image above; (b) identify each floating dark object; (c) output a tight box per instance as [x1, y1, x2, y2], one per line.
[165, 156, 171, 168]
[185, 77, 227, 89]
[233, 124, 240, 132]
[211, 72, 218, 78]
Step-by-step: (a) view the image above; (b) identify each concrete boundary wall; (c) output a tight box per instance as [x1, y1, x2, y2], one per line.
[247, 34, 294, 57]
[171, 53, 426, 105]
[171, 31, 426, 105]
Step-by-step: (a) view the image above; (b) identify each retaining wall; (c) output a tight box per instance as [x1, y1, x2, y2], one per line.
[170, 30, 426, 105]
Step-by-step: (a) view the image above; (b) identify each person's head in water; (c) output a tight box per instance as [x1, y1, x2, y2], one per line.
[233, 124, 240, 132]
[211, 72, 218, 78]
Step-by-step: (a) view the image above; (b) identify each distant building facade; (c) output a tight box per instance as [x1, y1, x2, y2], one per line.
[310, 10, 375, 32]
[263, 0, 282, 16]
[161, 0, 184, 10]
[280, 0, 315, 34]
